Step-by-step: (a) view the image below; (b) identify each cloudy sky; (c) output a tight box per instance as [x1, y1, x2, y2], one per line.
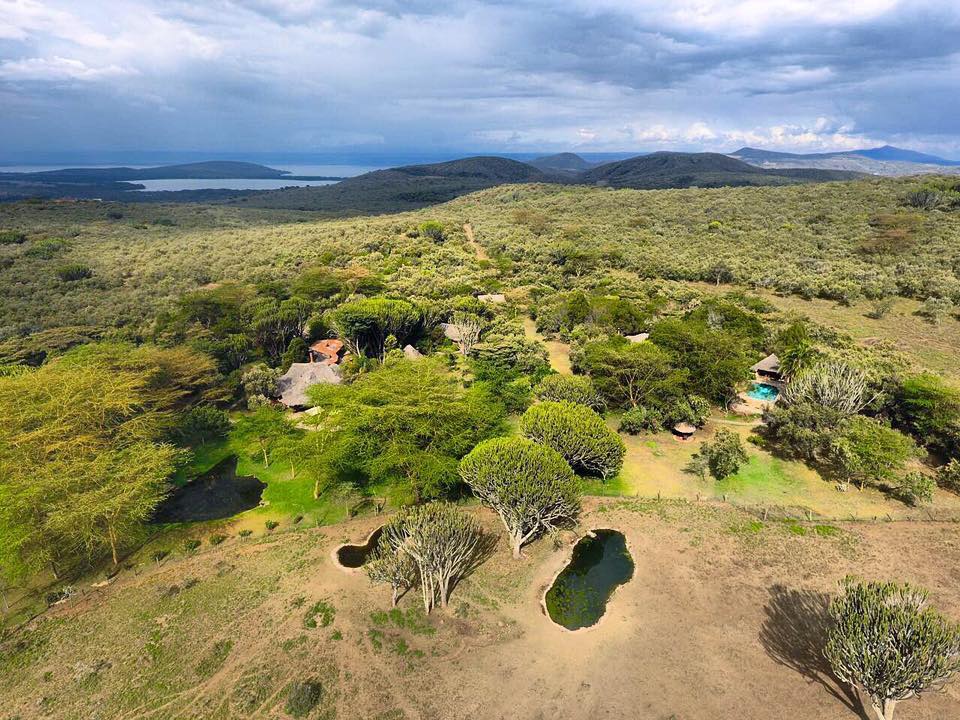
[2, 0, 960, 158]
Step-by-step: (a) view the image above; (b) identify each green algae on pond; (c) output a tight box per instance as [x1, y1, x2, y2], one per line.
[545, 529, 634, 630]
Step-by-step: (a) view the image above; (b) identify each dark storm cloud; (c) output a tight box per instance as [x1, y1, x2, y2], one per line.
[1, 0, 959, 156]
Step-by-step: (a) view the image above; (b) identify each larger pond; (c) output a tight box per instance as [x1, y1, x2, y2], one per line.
[544, 529, 634, 630]
[152, 456, 266, 523]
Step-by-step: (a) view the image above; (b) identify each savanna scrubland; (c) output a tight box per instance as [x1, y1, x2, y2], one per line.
[2, 176, 960, 720]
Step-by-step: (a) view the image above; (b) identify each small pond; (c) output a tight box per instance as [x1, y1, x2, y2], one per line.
[747, 382, 780, 401]
[544, 529, 634, 631]
[152, 456, 266, 523]
[335, 526, 385, 568]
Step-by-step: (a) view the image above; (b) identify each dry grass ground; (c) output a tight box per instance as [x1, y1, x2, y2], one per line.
[3, 501, 960, 720]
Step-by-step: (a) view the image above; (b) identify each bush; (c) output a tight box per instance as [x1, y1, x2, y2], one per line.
[619, 405, 663, 434]
[936, 459, 960, 493]
[173, 405, 230, 446]
[285, 679, 323, 718]
[238, 529, 253, 538]
[0, 230, 27, 245]
[894, 472, 935, 506]
[25, 238, 68, 258]
[533, 374, 603, 410]
[417, 220, 446, 242]
[209, 533, 227, 545]
[265, 520, 279, 531]
[697, 429, 748, 480]
[56, 263, 93, 281]
[521, 401, 625, 479]
[183, 539, 201, 551]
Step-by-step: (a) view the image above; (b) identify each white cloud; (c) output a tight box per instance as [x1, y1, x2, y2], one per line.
[0, 56, 136, 82]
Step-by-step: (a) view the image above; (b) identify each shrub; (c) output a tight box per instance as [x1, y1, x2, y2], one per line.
[936, 459, 960, 493]
[183, 539, 201, 551]
[56, 263, 93, 281]
[894, 472, 935, 506]
[0, 230, 27, 245]
[417, 220, 446, 242]
[619, 405, 663, 434]
[303, 599, 336, 628]
[697, 429, 748, 480]
[265, 520, 279, 531]
[825, 577, 960, 720]
[918, 296, 954, 326]
[173, 405, 230, 446]
[209, 533, 227, 545]
[238, 529, 253, 538]
[521, 401, 625, 479]
[25, 238, 70, 259]
[533, 374, 603, 410]
[285, 679, 323, 718]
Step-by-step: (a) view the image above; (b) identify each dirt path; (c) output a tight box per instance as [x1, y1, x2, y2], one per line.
[522, 317, 572, 374]
[463, 222, 489, 261]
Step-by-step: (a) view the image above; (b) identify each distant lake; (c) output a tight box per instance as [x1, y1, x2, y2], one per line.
[133, 178, 340, 191]
[0, 163, 383, 192]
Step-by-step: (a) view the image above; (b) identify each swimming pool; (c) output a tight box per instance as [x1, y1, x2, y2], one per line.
[747, 382, 780, 401]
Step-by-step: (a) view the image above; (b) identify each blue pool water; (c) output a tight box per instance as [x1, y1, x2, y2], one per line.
[747, 382, 780, 401]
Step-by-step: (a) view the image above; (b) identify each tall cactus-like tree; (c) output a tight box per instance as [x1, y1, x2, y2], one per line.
[365, 537, 418, 607]
[825, 577, 960, 720]
[380, 503, 485, 613]
[460, 437, 580, 558]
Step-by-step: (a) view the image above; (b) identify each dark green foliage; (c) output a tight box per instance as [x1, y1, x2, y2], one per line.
[825, 577, 960, 720]
[533, 374, 603, 410]
[173, 405, 230, 446]
[56, 263, 93, 281]
[460, 437, 580, 557]
[309, 359, 505, 502]
[535, 291, 661, 336]
[209, 533, 227, 546]
[281, 336, 309, 370]
[330, 297, 420, 359]
[521, 401, 625, 479]
[648, 317, 754, 402]
[245, 295, 311, 364]
[183, 539, 201, 551]
[696, 428, 748, 480]
[470, 336, 549, 379]
[618, 405, 663, 435]
[574, 336, 686, 409]
[285, 678, 323, 718]
[763, 400, 846, 462]
[265, 520, 279, 530]
[889, 374, 960, 457]
[831, 416, 918, 493]
[291, 266, 344, 300]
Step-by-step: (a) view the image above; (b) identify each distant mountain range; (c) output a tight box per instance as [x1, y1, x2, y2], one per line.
[730, 145, 960, 176]
[1, 144, 956, 210]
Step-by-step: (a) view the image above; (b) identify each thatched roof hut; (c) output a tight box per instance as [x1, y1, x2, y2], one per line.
[403, 344, 423, 359]
[672, 422, 697, 439]
[750, 353, 782, 380]
[278, 362, 341, 409]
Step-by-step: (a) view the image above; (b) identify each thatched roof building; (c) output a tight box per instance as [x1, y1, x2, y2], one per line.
[278, 362, 341, 408]
[403, 344, 423, 359]
[750, 353, 782, 380]
[672, 422, 697, 438]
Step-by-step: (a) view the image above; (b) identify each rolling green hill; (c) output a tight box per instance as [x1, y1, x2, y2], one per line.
[580, 152, 862, 189]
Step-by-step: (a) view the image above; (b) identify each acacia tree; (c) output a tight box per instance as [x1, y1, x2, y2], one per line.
[830, 416, 917, 492]
[575, 337, 685, 409]
[520, 401, 625, 479]
[365, 537, 418, 606]
[0, 357, 180, 580]
[459, 437, 580, 558]
[825, 577, 960, 720]
[695, 428, 748, 480]
[233, 405, 295, 467]
[330, 298, 420, 360]
[380, 503, 484, 613]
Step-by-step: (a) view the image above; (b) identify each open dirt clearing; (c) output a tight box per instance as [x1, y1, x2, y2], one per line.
[3, 501, 959, 720]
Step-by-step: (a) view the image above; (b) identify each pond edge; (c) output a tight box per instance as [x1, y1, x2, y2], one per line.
[330, 524, 385, 575]
[539, 527, 635, 634]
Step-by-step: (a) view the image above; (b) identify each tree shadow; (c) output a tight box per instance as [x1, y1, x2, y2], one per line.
[758, 585, 869, 720]
[448, 531, 499, 601]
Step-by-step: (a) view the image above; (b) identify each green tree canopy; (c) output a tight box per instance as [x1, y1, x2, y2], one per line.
[574, 336, 686, 409]
[330, 298, 421, 360]
[309, 359, 505, 502]
[460, 437, 580, 558]
[520, 401, 625, 479]
[0, 357, 181, 582]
